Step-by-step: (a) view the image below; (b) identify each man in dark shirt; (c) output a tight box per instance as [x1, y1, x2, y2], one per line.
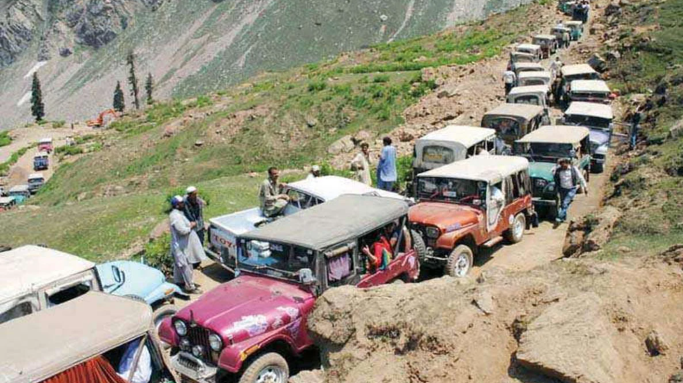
[183, 186, 206, 245]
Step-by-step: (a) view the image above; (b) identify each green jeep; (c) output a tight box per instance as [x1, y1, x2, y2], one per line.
[514, 125, 591, 218]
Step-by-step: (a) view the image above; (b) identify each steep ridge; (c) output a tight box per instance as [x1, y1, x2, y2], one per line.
[0, 0, 535, 129]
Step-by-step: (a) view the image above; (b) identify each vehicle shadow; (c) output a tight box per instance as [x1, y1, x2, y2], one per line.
[199, 262, 233, 285]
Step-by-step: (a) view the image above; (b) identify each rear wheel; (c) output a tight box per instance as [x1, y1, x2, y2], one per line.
[505, 213, 526, 243]
[445, 245, 473, 278]
[239, 352, 289, 383]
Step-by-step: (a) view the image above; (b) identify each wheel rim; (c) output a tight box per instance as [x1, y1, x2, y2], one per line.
[513, 216, 524, 240]
[256, 365, 286, 383]
[455, 253, 470, 277]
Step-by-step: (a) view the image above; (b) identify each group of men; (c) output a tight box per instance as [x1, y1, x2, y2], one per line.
[572, 1, 591, 23]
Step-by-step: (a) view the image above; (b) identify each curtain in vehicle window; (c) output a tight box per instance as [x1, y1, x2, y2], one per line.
[41, 355, 127, 383]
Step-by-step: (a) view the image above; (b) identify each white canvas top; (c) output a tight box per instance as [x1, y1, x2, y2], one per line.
[418, 155, 529, 183]
[534, 34, 556, 40]
[518, 71, 552, 80]
[9, 185, 30, 193]
[0, 292, 152, 383]
[566, 21, 583, 26]
[0, 197, 15, 204]
[514, 62, 545, 70]
[38, 138, 52, 144]
[418, 126, 496, 148]
[570, 80, 611, 93]
[552, 26, 571, 32]
[33, 152, 48, 158]
[517, 125, 590, 144]
[516, 43, 541, 51]
[561, 64, 597, 77]
[565, 102, 614, 120]
[287, 176, 403, 202]
[508, 85, 550, 96]
[0, 245, 95, 303]
[28, 173, 44, 180]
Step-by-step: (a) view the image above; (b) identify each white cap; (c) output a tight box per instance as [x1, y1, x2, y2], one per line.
[186, 186, 197, 194]
[312, 165, 320, 172]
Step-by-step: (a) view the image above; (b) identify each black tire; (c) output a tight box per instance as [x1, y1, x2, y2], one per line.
[239, 352, 289, 383]
[592, 162, 604, 174]
[548, 195, 560, 220]
[445, 245, 473, 278]
[153, 305, 177, 349]
[411, 230, 427, 262]
[504, 213, 526, 244]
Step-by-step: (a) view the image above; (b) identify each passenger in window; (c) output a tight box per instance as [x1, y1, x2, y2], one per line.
[361, 233, 392, 273]
[117, 338, 152, 383]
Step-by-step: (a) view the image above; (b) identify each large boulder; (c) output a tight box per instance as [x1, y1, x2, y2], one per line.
[327, 135, 355, 155]
[516, 293, 624, 383]
[563, 207, 622, 257]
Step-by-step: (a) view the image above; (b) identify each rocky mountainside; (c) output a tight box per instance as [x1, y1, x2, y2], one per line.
[0, 0, 535, 129]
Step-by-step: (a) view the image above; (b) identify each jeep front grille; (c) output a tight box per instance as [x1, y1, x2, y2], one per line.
[187, 325, 213, 363]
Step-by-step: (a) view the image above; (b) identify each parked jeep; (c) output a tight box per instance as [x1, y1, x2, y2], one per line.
[8, 184, 30, 204]
[508, 85, 550, 110]
[0, 292, 180, 383]
[567, 80, 615, 104]
[561, 102, 614, 173]
[206, 176, 405, 273]
[37, 137, 53, 154]
[565, 20, 583, 41]
[508, 52, 537, 70]
[160, 195, 421, 383]
[514, 43, 543, 61]
[514, 125, 592, 218]
[0, 196, 16, 212]
[551, 25, 571, 46]
[517, 71, 553, 89]
[27, 173, 45, 194]
[33, 152, 49, 171]
[559, 64, 600, 101]
[532, 34, 558, 58]
[0, 245, 185, 327]
[481, 103, 546, 148]
[512, 62, 546, 77]
[409, 156, 535, 277]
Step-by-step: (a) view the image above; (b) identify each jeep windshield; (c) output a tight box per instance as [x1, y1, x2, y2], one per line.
[564, 115, 612, 130]
[238, 240, 315, 281]
[417, 177, 485, 205]
[518, 143, 573, 162]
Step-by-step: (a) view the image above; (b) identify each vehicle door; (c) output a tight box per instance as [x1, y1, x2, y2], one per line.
[357, 220, 416, 287]
[497, 172, 530, 235]
[487, 181, 505, 233]
[39, 270, 100, 309]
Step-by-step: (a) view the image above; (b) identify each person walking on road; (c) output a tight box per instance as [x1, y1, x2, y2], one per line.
[183, 186, 206, 246]
[552, 158, 588, 223]
[377, 137, 397, 191]
[169, 196, 206, 293]
[503, 69, 517, 95]
[630, 105, 644, 150]
[562, 30, 571, 48]
[550, 56, 563, 79]
[259, 167, 290, 217]
[351, 142, 372, 185]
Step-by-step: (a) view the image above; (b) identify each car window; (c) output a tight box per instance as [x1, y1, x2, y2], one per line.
[422, 145, 455, 165]
[505, 177, 515, 205]
[286, 189, 318, 210]
[47, 282, 93, 307]
[488, 118, 521, 139]
[513, 95, 541, 106]
[0, 301, 34, 324]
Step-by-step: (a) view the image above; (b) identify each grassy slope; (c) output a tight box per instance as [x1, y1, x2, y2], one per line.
[0, 2, 547, 260]
[599, 0, 683, 257]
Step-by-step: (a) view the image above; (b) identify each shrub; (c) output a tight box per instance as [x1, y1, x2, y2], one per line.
[308, 80, 327, 92]
[54, 145, 84, 156]
[143, 235, 173, 277]
[373, 74, 390, 83]
[0, 132, 11, 148]
[52, 120, 66, 128]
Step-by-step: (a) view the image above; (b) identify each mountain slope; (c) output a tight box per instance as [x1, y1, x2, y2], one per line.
[0, 0, 535, 129]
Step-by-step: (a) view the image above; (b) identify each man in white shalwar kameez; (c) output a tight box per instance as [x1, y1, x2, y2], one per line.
[169, 196, 206, 293]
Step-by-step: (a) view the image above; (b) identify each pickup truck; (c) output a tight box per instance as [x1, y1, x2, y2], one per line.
[205, 176, 407, 273]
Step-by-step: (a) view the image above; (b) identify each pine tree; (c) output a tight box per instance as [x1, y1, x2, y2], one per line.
[113, 81, 125, 112]
[145, 72, 154, 105]
[126, 51, 140, 110]
[31, 72, 45, 122]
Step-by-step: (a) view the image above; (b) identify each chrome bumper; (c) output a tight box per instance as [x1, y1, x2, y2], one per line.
[172, 352, 218, 383]
[533, 197, 557, 207]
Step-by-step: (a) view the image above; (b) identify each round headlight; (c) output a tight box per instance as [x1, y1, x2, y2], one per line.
[547, 182, 556, 192]
[174, 320, 187, 336]
[180, 338, 191, 351]
[535, 179, 548, 187]
[426, 226, 440, 239]
[209, 334, 223, 352]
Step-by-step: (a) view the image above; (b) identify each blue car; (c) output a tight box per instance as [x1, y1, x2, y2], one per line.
[96, 260, 187, 306]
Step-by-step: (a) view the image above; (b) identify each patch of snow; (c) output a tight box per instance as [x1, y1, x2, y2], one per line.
[24, 61, 48, 79]
[17, 92, 31, 107]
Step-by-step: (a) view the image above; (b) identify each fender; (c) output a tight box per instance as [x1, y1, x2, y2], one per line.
[158, 317, 178, 346]
[217, 329, 303, 373]
[435, 223, 480, 250]
[144, 281, 187, 305]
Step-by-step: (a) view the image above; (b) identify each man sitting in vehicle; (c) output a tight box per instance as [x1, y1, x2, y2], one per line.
[259, 166, 290, 218]
[552, 157, 588, 223]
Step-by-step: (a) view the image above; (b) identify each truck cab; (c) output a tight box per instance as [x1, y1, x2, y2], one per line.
[206, 176, 406, 273]
[409, 156, 534, 277]
[161, 195, 421, 383]
[8, 185, 30, 204]
[27, 173, 45, 194]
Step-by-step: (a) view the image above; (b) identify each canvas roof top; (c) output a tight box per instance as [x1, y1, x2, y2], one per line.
[242, 195, 408, 251]
[565, 102, 614, 120]
[516, 43, 541, 51]
[0, 292, 151, 383]
[533, 34, 557, 40]
[0, 245, 95, 303]
[9, 185, 29, 192]
[508, 85, 550, 96]
[565, 20, 583, 26]
[518, 71, 552, 80]
[418, 126, 496, 147]
[418, 155, 529, 183]
[0, 197, 15, 204]
[561, 64, 597, 77]
[514, 62, 545, 70]
[483, 103, 545, 120]
[28, 173, 44, 180]
[570, 80, 611, 92]
[517, 125, 590, 144]
[287, 175, 403, 202]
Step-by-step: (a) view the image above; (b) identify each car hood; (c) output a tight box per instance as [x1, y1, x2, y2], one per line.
[589, 129, 610, 146]
[97, 261, 165, 299]
[409, 202, 481, 230]
[175, 275, 313, 344]
[529, 161, 556, 181]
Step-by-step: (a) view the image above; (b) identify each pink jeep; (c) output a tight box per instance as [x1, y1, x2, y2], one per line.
[159, 195, 421, 383]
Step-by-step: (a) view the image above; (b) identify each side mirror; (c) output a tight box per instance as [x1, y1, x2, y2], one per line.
[299, 268, 317, 286]
[112, 265, 125, 285]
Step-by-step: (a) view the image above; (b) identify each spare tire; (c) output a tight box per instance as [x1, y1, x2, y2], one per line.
[411, 230, 427, 262]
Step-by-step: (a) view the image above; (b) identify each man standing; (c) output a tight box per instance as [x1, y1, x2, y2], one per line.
[377, 137, 397, 191]
[307, 165, 321, 180]
[169, 196, 206, 293]
[259, 167, 290, 217]
[183, 186, 206, 245]
[550, 56, 563, 80]
[503, 69, 517, 95]
[562, 30, 571, 48]
[630, 105, 643, 150]
[552, 158, 588, 223]
[350, 142, 372, 185]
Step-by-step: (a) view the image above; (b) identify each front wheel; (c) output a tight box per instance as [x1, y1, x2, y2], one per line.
[445, 245, 473, 278]
[411, 229, 427, 262]
[239, 352, 289, 383]
[505, 213, 526, 243]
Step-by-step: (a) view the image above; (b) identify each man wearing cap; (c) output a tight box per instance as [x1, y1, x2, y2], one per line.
[552, 158, 588, 223]
[169, 196, 206, 293]
[259, 167, 290, 218]
[307, 165, 321, 180]
[350, 142, 372, 185]
[183, 186, 206, 245]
